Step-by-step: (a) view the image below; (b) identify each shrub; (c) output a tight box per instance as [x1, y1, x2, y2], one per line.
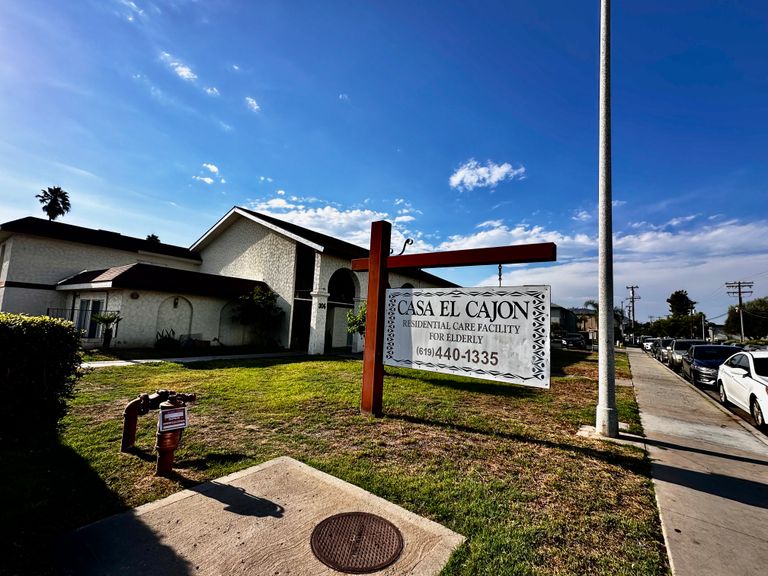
[0, 313, 81, 446]
[155, 328, 181, 350]
[233, 286, 284, 348]
[346, 302, 366, 336]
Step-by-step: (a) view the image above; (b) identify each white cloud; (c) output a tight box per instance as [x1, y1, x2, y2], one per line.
[257, 205, 389, 248]
[220, 178, 226, 184]
[205, 87, 220, 96]
[666, 214, 698, 227]
[612, 200, 627, 207]
[231, 64, 240, 71]
[339, 93, 350, 101]
[219, 121, 233, 132]
[394, 198, 405, 205]
[477, 220, 503, 229]
[241, 192, 768, 320]
[449, 159, 526, 192]
[193, 176, 214, 184]
[202, 163, 219, 174]
[118, 0, 144, 22]
[245, 97, 261, 112]
[572, 209, 591, 222]
[251, 198, 302, 211]
[276, 189, 285, 196]
[460, 217, 768, 318]
[160, 52, 197, 81]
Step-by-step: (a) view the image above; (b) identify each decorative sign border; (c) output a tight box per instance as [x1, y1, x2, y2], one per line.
[384, 286, 550, 387]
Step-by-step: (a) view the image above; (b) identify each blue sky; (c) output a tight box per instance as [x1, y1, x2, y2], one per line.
[1, 0, 767, 322]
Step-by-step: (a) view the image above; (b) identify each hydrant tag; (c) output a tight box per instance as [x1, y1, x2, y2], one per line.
[158, 406, 188, 432]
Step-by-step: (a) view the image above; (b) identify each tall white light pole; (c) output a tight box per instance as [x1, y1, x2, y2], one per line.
[596, 0, 618, 437]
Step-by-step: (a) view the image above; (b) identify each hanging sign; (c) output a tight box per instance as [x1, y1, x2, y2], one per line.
[384, 286, 550, 387]
[158, 406, 188, 431]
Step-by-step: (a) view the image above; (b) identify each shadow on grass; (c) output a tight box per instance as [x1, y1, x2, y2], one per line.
[384, 412, 650, 475]
[384, 368, 541, 399]
[175, 451, 253, 471]
[550, 349, 593, 376]
[0, 442, 192, 576]
[181, 354, 350, 371]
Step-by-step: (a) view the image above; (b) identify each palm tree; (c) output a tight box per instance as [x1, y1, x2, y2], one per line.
[584, 299, 599, 314]
[36, 186, 71, 221]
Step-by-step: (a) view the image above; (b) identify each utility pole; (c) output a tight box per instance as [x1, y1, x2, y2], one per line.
[726, 281, 754, 342]
[626, 285, 640, 342]
[596, 0, 617, 438]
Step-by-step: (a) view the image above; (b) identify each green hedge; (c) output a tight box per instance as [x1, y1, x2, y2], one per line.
[0, 313, 81, 446]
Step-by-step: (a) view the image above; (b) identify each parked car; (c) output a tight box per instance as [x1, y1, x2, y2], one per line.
[717, 350, 768, 429]
[561, 333, 587, 350]
[654, 338, 674, 362]
[681, 345, 742, 387]
[667, 339, 707, 371]
[643, 337, 659, 353]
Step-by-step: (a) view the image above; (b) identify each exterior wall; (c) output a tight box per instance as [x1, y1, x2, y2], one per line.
[0, 285, 66, 316]
[101, 289, 237, 348]
[0, 238, 10, 283]
[198, 217, 295, 346]
[0, 234, 199, 316]
[5, 234, 199, 285]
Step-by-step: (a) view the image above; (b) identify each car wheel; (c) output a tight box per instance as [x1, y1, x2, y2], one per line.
[718, 381, 729, 406]
[751, 398, 766, 429]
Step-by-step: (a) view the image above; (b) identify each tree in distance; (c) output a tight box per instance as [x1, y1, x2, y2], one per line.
[145, 234, 160, 243]
[36, 186, 71, 221]
[667, 290, 696, 317]
[725, 297, 768, 340]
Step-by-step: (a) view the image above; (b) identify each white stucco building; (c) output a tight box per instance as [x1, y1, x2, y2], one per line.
[0, 207, 455, 352]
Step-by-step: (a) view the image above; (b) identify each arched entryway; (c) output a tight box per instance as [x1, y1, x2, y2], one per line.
[156, 296, 193, 341]
[326, 268, 359, 352]
[218, 301, 249, 346]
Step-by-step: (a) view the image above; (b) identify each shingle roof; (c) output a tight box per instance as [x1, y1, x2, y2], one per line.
[58, 263, 264, 298]
[239, 208, 368, 259]
[0, 217, 201, 262]
[238, 208, 458, 288]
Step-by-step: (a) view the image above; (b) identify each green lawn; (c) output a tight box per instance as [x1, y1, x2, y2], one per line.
[1, 350, 667, 575]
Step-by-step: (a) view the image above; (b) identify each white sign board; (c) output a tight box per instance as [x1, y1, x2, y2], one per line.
[384, 286, 550, 388]
[158, 406, 188, 431]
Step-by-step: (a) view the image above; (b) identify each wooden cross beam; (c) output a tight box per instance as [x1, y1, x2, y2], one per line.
[353, 221, 557, 416]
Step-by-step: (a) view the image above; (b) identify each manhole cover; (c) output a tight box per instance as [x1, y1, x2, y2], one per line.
[310, 512, 404, 574]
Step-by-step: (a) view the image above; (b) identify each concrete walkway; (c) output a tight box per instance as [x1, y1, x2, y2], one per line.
[627, 348, 768, 576]
[59, 457, 464, 576]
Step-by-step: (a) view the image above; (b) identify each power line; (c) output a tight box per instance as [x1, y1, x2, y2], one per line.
[726, 281, 753, 342]
[626, 285, 640, 335]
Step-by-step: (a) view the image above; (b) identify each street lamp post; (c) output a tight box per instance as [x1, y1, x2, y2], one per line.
[596, 0, 618, 438]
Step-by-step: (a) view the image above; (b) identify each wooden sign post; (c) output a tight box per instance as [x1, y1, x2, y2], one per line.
[352, 221, 557, 416]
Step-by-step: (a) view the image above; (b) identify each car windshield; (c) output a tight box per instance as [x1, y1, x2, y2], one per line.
[695, 347, 739, 360]
[753, 358, 768, 377]
[660, 338, 673, 346]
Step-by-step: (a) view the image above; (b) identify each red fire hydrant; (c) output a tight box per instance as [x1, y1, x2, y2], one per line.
[155, 397, 190, 475]
[120, 390, 196, 476]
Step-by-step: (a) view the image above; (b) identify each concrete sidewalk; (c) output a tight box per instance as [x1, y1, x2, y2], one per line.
[627, 348, 768, 576]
